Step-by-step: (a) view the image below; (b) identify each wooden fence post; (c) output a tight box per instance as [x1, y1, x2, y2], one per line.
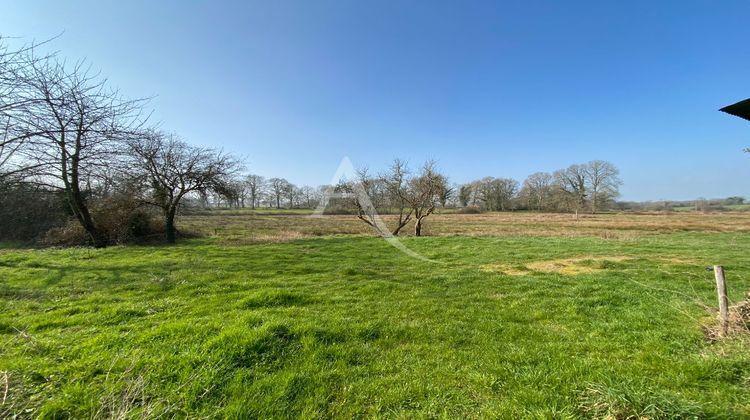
[714, 265, 729, 337]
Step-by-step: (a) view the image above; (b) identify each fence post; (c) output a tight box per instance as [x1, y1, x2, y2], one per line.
[714, 265, 729, 337]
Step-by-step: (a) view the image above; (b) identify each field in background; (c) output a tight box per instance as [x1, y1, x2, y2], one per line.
[181, 209, 750, 243]
[1, 211, 750, 417]
[673, 204, 750, 212]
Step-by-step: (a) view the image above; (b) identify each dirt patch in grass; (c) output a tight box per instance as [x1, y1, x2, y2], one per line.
[481, 256, 632, 276]
[654, 256, 697, 265]
[480, 264, 530, 276]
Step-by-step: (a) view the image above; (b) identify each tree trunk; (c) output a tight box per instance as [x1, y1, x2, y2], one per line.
[391, 211, 411, 236]
[165, 206, 177, 244]
[67, 182, 108, 248]
[64, 146, 108, 248]
[414, 217, 423, 236]
[591, 191, 597, 214]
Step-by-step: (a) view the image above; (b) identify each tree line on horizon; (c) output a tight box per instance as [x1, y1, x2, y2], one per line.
[195, 158, 621, 237]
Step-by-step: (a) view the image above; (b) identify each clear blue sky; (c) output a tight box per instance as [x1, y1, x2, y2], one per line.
[2, 0, 749, 201]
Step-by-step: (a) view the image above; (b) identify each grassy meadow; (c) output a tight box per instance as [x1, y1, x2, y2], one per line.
[2, 211, 750, 418]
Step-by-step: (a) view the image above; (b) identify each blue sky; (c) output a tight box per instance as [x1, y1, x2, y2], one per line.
[2, 0, 749, 201]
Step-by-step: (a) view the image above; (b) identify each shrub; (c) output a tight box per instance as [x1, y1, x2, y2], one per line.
[457, 206, 482, 214]
[40, 221, 88, 246]
[41, 200, 163, 246]
[0, 180, 69, 241]
[78, 187, 164, 244]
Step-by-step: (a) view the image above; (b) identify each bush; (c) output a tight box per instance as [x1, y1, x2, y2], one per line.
[126, 210, 162, 239]
[41, 208, 163, 247]
[457, 206, 482, 214]
[0, 180, 69, 242]
[0, 175, 165, 246]
[92, 199, 163, 244]
[40, 221, 88, 246]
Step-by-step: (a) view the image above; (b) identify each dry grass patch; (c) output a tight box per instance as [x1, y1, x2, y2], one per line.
[482, 256, 633, 276]
[479, 264, 529, 276]
[704, 292, 750, 341]
[178, 210, 750, 244]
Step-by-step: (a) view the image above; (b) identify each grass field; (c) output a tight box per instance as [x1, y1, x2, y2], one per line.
[2, 212, 750, 418]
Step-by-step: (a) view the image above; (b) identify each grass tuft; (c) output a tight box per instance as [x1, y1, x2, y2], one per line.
[238, 290, 311, 309]
[578, 382, 705, 419]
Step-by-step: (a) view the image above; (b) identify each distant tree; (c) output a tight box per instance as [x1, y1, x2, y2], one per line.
[458, 184, 472, 207]
[129, 132, 242, 243]
[283, 181, 298, 208]
[584, 160, 621, 213]
[244, 174, 265, 209]
[315, 184, 332, 210]
[268, 178, 287, 209]
[725, 196, 745, 206]
[554, 164, 588, 219]
[215, 179, 244, 208]
[233, 179, 249, 207]
[477, 177, 518, 211]
[520, 172, 553, 211]
[694, 197, 709, 213]
[438, 182, 454, 208]
[299, 185, 317, 208]
[460, 180, 482, 207]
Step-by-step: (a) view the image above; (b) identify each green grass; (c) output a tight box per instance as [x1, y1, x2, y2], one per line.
[1, 231, 750, 418]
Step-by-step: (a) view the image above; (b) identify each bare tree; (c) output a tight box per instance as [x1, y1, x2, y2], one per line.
[520, 172, 553, 211]
[477, 177, 518, 211]
[458, 180, 482, 207]
[9, 53, 147, 247]
[554, 164, 587, 219]
[382, 159, 413, 236]
[268, 178, 288, 209]
[283, 181, 299, 208]
[405, 160, 449, 236]
[244, 174, 265, 209]
[458, 184, 472, 207]
[299, 185, 317, 208]
[344, 168, 387, 234]
[232, 178, 248, 207]
[0, 36, 58, 180]
[584, 160, 621, 213]
[214, 178, 244, 208]
[130, 132, 241, 243]
[345, 160, 448, 237]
